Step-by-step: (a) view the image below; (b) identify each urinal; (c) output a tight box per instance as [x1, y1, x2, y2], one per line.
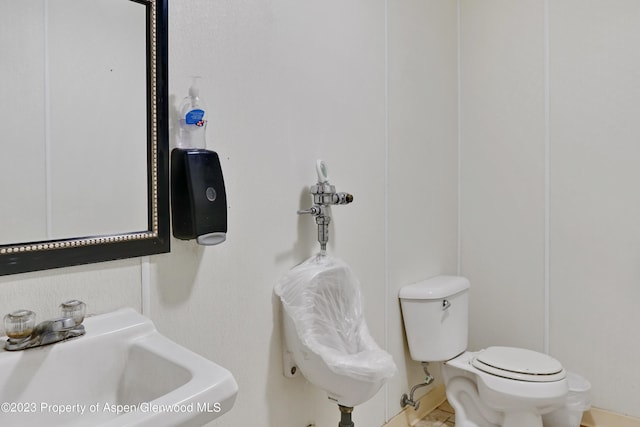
[275, 254, 396, 407]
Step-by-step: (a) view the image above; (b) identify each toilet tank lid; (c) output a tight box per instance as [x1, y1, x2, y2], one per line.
[399, 276, 470, 300]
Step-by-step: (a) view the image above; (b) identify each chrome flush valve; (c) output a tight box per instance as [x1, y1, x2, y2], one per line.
[297, 160, 353, 252]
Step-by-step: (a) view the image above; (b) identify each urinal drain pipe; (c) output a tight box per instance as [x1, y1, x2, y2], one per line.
[338, 405, 354, 427]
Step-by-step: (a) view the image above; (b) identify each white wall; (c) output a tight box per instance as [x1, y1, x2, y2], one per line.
[156, 1, 389, 425]
[460, 0, 547, 353]
[0, 259, 142, 322]
[1, 1, 458, 427]
[549, 0, 640, 416]
[5, 0, 638, 424]
[151, 1, 458, 426]
[387, 0, 459, 412]
[460, 0, 640, 418]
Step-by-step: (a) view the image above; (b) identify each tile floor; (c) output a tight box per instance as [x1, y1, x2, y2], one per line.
[416, 401, 587, 427]
[415, 401, 455, 427]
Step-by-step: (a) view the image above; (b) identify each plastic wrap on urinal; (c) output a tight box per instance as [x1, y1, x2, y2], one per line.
[274, 253, 396, 383]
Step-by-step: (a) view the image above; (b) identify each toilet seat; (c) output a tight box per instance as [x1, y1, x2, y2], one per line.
[471, 346, 566, 382]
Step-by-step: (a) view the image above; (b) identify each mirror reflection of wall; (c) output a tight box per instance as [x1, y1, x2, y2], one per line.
[0, 0, 148, 245]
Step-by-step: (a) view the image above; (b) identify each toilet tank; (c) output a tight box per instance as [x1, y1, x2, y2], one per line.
[399, 276, 470, 362]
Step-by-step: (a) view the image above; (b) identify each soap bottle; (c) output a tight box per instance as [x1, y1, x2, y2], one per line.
[178, 77, 207, 149]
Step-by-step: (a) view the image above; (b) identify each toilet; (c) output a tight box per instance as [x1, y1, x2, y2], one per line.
[399, 276, 568, 427]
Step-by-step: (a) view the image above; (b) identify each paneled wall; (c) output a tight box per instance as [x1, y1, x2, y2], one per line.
[3, 0, 637, 424]
[4, 1, 454, 425]
[387, 0, 459, 413]
[549, 0, 640, 416]
[460, 0, 640, 417]
[151, 1, 459, 425]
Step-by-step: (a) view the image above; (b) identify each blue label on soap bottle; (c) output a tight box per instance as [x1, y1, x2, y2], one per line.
[185, 109, 205, 125]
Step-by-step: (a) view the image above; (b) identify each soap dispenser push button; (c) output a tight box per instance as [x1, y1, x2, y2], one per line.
[206, 187, 217, 202]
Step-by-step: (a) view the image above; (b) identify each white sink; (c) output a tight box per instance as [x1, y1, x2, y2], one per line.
[0, 308, 238, 426]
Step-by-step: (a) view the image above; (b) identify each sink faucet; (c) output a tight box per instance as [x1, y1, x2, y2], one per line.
[3, 300, 86, 351]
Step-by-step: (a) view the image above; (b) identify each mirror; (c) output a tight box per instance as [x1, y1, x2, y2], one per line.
[0, 0, 169, 276]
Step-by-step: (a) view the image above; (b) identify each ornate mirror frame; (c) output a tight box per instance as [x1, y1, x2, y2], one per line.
[0, 0, 170, 276]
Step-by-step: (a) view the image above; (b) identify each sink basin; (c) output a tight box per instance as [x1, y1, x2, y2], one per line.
[0, 308, 238, 426]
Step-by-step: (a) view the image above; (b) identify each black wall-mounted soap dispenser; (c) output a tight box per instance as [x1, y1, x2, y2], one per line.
[171, 148, 227, 245]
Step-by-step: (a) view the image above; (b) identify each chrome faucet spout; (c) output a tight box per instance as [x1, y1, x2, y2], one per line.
[37, 317, 77, 333]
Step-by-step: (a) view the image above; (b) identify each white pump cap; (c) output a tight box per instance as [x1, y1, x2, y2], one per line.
[188, 76, 201, 98]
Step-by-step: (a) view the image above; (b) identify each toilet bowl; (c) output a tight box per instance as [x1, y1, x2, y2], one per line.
[399, 276, 568, 427]
[276, 254, 396, 407]
[443, 349, 568, 427]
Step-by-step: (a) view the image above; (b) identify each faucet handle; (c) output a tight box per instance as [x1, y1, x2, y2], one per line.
[4, 309, 36, 340]
[297, 206, 322, 216]
[59, 300, 86, 325]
